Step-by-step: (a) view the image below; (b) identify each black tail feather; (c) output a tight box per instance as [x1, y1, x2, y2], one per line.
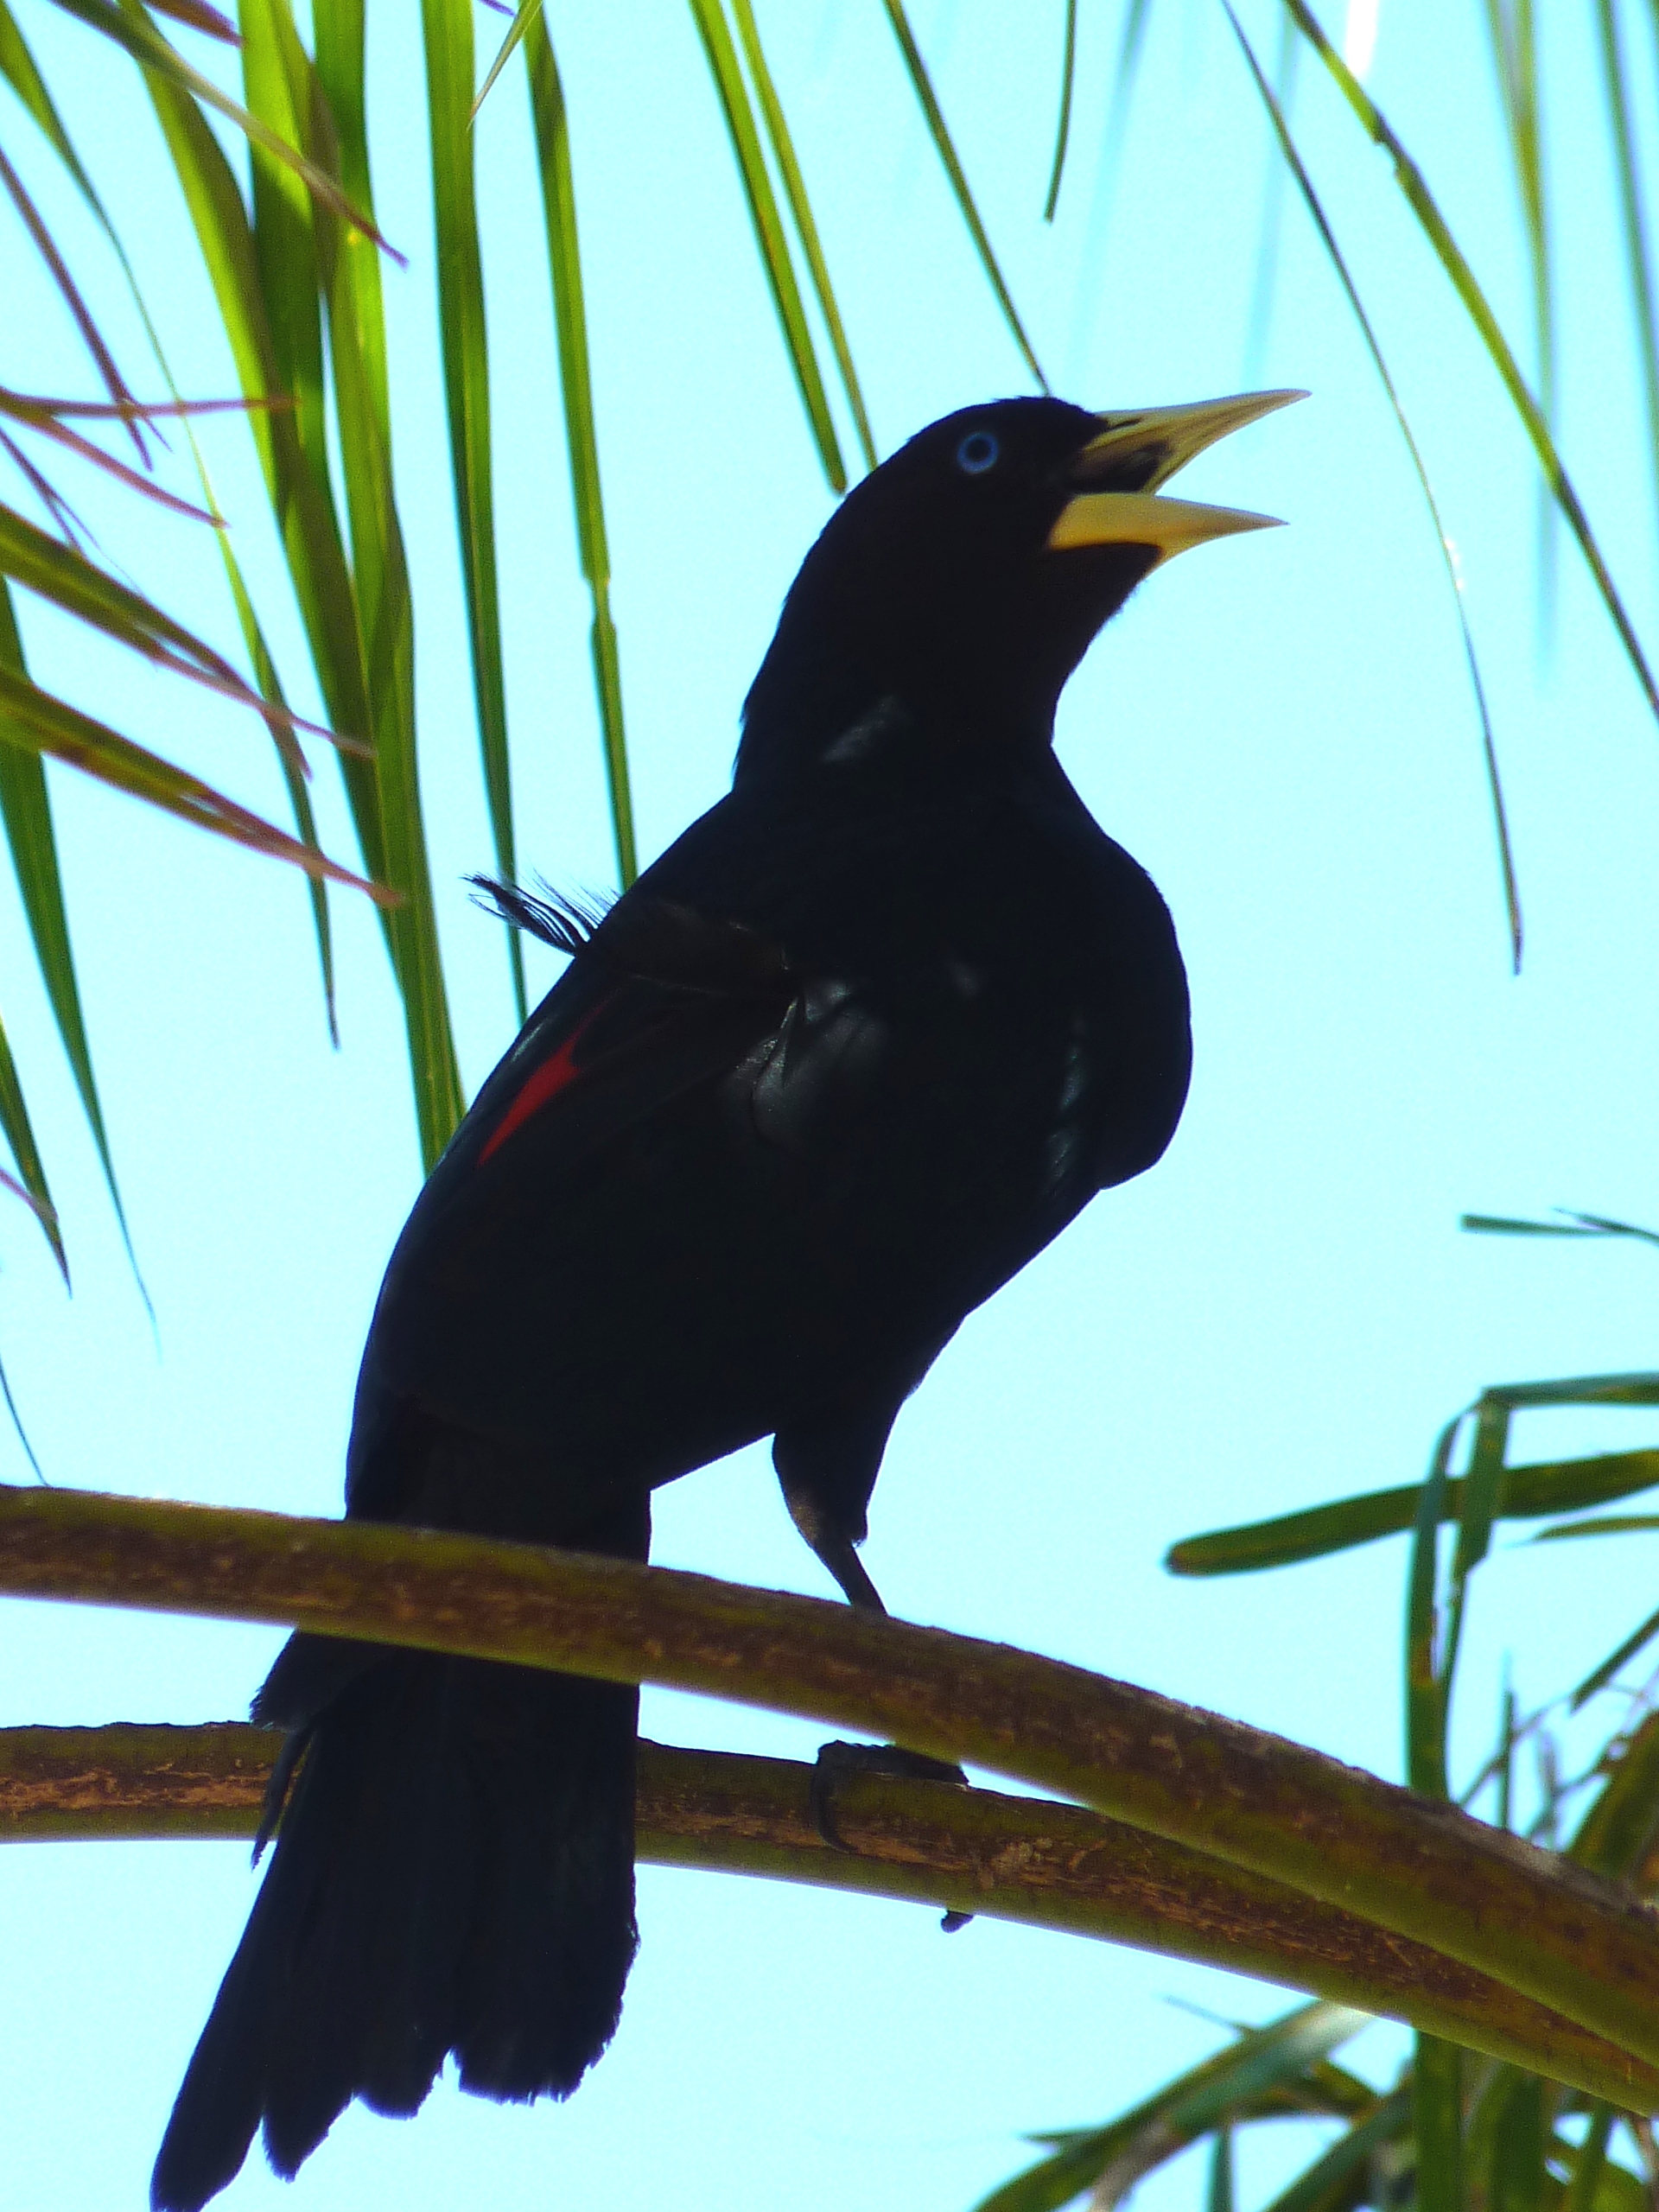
[151, 1651, 639, 2212]
[453, 1662, 639, 2099]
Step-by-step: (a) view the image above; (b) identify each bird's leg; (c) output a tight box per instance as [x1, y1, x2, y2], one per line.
[786, 1496, 890, 1617]
[786, 1492, 967, 1796]
[777, 1446, 971, 1923]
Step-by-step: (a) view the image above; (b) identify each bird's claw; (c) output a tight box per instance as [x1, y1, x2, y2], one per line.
[808, 1740, 975, 1932]
[809, 1739, 969, 1846]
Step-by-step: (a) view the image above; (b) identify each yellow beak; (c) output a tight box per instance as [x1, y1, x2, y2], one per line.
[1046, 388, 1306, 565]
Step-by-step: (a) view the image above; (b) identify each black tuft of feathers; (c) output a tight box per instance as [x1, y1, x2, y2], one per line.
[469, 876, 612, 957]
[473, 874, 788, 1001]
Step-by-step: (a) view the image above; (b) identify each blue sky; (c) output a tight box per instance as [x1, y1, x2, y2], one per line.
[3, 2, 1659, 2208]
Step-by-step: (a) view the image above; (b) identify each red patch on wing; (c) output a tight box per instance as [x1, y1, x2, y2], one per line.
[480, 1001, 607, 1164]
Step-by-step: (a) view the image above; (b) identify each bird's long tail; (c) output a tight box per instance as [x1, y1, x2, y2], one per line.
[150, 1635, 640, 2212]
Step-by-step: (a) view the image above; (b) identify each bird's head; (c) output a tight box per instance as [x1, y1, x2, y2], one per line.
[738, 390, 1302, 785]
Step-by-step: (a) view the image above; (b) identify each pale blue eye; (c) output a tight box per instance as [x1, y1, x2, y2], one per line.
[956, 429, 1000, 475]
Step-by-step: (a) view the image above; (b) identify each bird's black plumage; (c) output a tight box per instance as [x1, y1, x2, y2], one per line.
[153, 391, 1290, 2209]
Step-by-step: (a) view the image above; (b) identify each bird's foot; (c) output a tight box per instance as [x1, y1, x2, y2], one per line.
[809, 1739, 975, 1932]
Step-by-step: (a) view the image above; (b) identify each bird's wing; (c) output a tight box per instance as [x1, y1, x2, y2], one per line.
[345, 894, 814, 1526]
[465, 893, 793, 1176]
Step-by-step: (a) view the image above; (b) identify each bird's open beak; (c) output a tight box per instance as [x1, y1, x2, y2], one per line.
[1046, 389, 1306, 565]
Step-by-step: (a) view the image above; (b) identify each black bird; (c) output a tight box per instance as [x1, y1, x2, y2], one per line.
[152, 388, 1297, 2210]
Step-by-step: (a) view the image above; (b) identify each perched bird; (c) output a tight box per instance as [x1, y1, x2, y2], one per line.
[152, 388, 1297, 2211]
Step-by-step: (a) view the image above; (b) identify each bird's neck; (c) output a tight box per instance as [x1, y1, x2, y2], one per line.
[735, 632, 1059, 792]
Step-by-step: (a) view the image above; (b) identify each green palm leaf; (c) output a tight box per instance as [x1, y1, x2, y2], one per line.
[523, 13, 637, 887]
[881, 0, 1048, 391]
[1285, 0, 1659, 729]
[421, 0, 524, 1019]
[688, 0, 848, 493]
